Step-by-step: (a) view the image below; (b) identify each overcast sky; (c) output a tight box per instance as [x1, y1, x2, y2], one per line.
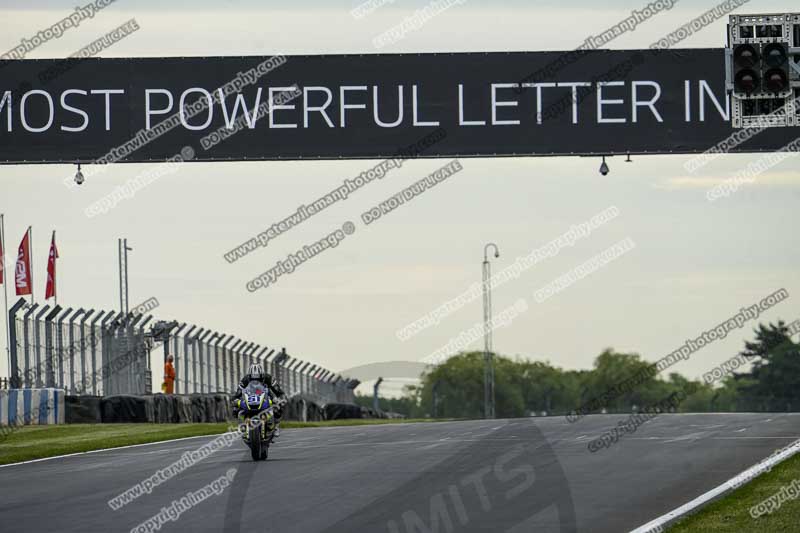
[1, 0, 798, 397]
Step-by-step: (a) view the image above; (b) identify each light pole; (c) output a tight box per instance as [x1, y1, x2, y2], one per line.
[118, 238, 132, 315]
[373, 377, 384, 413]
[482, 243, 499, 419]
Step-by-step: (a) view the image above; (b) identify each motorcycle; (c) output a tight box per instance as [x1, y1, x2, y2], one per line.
[236, 381, 278, 461]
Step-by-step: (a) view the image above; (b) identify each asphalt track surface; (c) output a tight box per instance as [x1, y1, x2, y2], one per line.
[0, 413, 798, 533]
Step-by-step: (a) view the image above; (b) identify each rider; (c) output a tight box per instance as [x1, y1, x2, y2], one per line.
[233, 363, 286, 437]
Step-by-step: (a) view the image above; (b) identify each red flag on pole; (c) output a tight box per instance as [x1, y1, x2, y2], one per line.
[45, 232, 58, 300]
[15, 229, 32, 296]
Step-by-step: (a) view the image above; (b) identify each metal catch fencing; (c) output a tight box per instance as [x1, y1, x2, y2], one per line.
[8, 298, 153, 396]
[159, 322, 358, 404]
[7, 298, 359, 405]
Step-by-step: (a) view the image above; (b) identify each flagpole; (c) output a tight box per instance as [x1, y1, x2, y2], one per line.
[28, 226, 34, 305]
[52, 230, 57, 307]
[1, 214, 10, 378]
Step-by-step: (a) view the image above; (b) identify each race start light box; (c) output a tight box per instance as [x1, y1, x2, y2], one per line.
[727, 12, 800, 128]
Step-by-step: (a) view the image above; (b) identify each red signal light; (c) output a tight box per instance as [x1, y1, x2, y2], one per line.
[735, 70, 760, 93]
[764, 69, 788, 93]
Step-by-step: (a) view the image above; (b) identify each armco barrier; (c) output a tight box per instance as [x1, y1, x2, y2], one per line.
[0, 389, 65, 427]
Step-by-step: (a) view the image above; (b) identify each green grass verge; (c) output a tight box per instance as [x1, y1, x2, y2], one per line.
[669, 452, 800, 532]
[0, 423, 231, 465]
[0, 418, 448, 466]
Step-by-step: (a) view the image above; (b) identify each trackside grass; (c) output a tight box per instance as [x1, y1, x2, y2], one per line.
[0, 418, 448, 465]
[669, 452, 800, 532]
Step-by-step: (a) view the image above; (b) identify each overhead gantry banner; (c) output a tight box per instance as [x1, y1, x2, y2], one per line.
[0, 49, 797, 164]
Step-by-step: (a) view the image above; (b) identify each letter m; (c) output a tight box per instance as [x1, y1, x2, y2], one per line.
[0, 91, 11, 131]
[399, 494, 454, 533]
[655, 358, 671, 373]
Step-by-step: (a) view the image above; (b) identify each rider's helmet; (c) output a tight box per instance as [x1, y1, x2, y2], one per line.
[248, 364, 265, 381]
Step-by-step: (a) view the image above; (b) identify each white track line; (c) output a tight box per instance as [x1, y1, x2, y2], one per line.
[0, 433, 231, 469]
[630, 438, 800, 533]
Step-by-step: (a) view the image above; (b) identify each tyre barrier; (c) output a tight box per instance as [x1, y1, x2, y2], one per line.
[100, 394, 156, 423]
[323, 404, 405, 420]
[283, 395, 324, 422]
[62, 396, 389, 424]
[65, 395, 103, 423]
[0, 389, 65, 428]
[65, 394, 234, 424]
[325, 403, 365, 420]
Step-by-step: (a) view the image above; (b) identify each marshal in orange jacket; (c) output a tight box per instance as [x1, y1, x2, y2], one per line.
[164, 356, 176, 394]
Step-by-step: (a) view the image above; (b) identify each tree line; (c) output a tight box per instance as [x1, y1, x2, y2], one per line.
[357, 320, 800, 419]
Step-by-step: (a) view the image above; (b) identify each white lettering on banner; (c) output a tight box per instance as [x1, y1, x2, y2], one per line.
[15, 261, 28, 290]
[0, 81, 736, 133]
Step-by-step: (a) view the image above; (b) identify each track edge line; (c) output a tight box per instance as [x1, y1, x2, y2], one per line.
[0, 432, 228, 469]
[629, 438, 800, 533]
